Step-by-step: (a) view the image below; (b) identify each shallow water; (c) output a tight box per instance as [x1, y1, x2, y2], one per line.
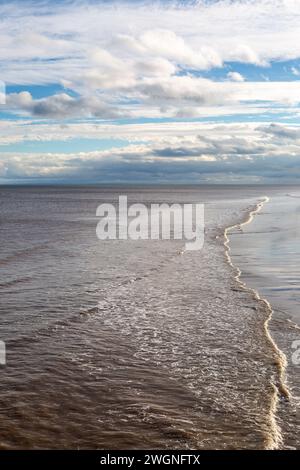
[230, 193, 300, 325]
[229, 191, 300, 449]
[0, 185, 298, 449]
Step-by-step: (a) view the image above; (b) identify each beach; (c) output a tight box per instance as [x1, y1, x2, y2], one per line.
[0, 185, 299, 449]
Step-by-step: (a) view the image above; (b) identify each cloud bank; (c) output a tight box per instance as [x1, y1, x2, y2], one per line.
[1, 122, 300, 183]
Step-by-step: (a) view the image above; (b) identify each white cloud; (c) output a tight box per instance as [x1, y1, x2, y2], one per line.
[291, 66, 300, 76]
[227, 72, 245, 82]
[227, 45, 264, 66]
[82, 49, 176, 90]
[2, 122, 300, 182]
[6, 77, 300, 120]
[6, 92, 128, 119]
[0, 1, 300, 83]
[1, 1, 300, 119]
[2, 1, 300, 182]
[139, 29, 222, 70]
[0, 120, 268, 145]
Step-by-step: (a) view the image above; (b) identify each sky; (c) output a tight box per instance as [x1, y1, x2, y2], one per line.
[1, 0, 300, 184]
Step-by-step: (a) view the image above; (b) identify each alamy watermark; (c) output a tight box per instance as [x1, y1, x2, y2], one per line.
[0, 341, 6, 366]
[96, 196, 204, 251]
[291, 340, 300, 366]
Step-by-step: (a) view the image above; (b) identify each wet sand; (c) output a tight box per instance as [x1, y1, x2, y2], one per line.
[229, 193, 300, 449]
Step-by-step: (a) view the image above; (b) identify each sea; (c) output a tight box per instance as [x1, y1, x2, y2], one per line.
[0, 185, 299, 449]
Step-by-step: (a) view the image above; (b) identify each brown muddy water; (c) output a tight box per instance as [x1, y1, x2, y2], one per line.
[0, 185, 298, 449]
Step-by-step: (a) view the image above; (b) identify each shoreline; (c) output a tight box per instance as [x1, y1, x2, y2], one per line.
[223, 197, 290, 450]
[1, 187, 297, 449]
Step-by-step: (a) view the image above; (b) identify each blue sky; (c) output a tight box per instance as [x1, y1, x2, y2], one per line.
[1, 0, 300, 183]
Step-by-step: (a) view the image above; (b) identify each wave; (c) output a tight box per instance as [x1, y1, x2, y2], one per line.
[0, 276, 32, 289]
[0, 243, 49, 266]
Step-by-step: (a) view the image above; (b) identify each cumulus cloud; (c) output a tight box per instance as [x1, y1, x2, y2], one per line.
[7, 77, 300, 120]
[82, 49, 176, 91]
[1, 0, 300, 119]
[227, 71, 245, 82]
[227, 45, 264, 66]
[6, 92, 127, 119]
[2, 1, 300, 182]
[257, 123, 300, 140]
[139, 29, 222, 70]
[137, 76, 233, 106]
[1, 0, 300, 78]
